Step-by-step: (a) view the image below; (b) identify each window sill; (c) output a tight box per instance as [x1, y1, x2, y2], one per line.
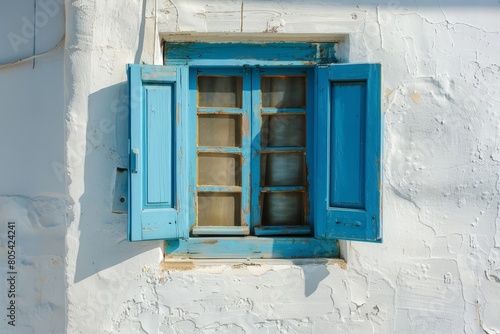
[165, 236, 340, 259]
[161, 257, 347, 272]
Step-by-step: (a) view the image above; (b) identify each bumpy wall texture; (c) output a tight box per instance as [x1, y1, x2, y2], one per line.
[1, 0, 500, 333]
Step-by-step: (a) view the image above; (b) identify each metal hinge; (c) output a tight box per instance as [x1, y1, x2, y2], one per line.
[130, 148, 139, 173]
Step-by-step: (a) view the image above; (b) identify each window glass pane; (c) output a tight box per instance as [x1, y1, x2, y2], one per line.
[198, 153, 241, 186]
[198, 76, 242, 108]
[261, 76, 306, 108]
[261, 115, 305, 147]
[260, 153, 305, 186]
[262, 192, 304, 226]
[198, 193, 241, 226]
[198, 114, 241, 147]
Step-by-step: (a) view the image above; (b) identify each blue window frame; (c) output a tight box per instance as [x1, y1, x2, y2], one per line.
[127, 43, 382, 258]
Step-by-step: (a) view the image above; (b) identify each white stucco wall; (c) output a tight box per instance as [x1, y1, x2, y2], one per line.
[0, 0, 66, 333]
[1, 0, 500, 333]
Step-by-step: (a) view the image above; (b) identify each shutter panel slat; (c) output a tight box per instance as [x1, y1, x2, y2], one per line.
[315, 64, 382, 242]
[146, 85, 174, 206]
[330, 82, 366, 209]
[128, 64, 187, 241]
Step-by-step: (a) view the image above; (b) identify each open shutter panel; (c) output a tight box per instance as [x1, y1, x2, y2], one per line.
[128, 65, 187, 241]
[315, 64, 382, 242]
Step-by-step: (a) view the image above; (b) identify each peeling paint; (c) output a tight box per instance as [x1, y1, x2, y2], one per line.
[410, 90, 421, 103]
[161, 260, 195, 271]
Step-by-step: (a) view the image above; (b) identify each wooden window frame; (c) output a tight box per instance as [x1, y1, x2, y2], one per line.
[127, 42, 382, 259]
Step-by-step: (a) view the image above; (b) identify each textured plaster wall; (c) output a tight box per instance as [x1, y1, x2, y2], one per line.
[0, 0, 65, 196]
[2, 0, 500, 333]
[0, 0, 66, 333]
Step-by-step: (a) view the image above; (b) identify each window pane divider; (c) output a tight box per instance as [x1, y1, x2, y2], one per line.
[261, 108, 306, 114]
[192, 226, 250, 236]
[197, 108, 243, 114]
[254, 226, 311, 236]
[197, 147, 242, 153]
[165, 237, 340, 259]
[197, 186, 242, 192]
[260, 186, 305, 192]
[261, 147, 305, 152]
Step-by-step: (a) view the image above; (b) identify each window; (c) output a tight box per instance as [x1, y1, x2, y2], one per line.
[127, 43, 382, 258]
[192, 67, 313, 237]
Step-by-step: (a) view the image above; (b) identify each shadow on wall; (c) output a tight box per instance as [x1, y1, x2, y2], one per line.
[70, 68, 332, 293]
[72, 0, 159, 283]
[292, 260, 333, 297]
[73, 82, 161, 283]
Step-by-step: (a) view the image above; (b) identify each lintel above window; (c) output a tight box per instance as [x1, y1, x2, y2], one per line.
[164, 42, 337, 66]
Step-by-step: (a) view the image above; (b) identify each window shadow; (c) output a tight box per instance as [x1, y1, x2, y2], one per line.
[292, 259, 332, 297]
[73, 82, 162, 283]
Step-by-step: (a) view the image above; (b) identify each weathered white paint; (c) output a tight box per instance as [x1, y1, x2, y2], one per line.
[0, 0, 66, 332]
[0, 0, 65, 196]
[1, 0, 500, 333]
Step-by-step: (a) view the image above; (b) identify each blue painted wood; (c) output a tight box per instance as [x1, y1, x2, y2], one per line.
[129, 45, 379, 254]
[197, 108, 243, 114]
[140, 210, 179, 240]
[305, 67, 316, 229]
[329, 82, 365, 208]
[257, 67, 311, 76]
[315, 67, 329, 240]
[146, 85, 174, 206]
[197, 186, 241, 192]
[165, 237, 339, 258]
[240, 69, 252, 228]
[195, 67, 249, 76]
[250, 67, 263, 231]
[165, 43, 337, 66]
[254, 226, 311, 236]
[190, 67, 252, 231]
[128, 64, 189, 241]
[197, 147, 242, 154]
[250, 67, 315, 236]
[188, 69, 198, 233]
[130, 148, 139, 173]
[315, 64, 382, 242]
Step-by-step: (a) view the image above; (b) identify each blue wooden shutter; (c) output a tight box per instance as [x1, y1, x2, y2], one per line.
[128, 65, 188, 241]
[315, 64, 382, 242]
